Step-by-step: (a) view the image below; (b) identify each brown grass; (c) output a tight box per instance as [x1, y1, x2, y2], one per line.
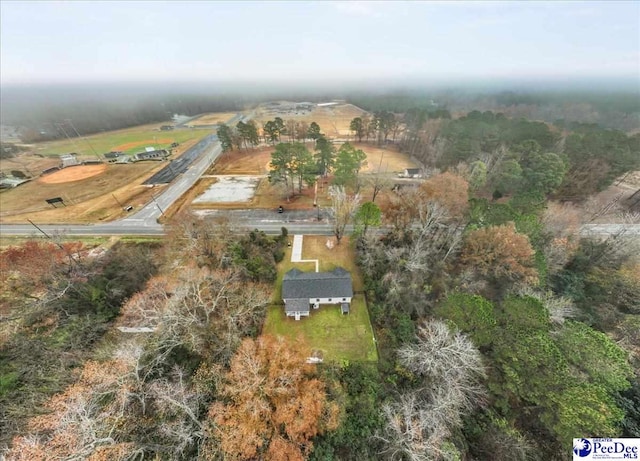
[38, 164, 107, 184]
[188, 144, 416, 212]
[0, 155, 60, 176]
[209, 146, 272, 175]
[0, 163, 168, 223]
[254, 103, 368, 138]
[189, 112, 238, 126]
[354, 143, 418, 173]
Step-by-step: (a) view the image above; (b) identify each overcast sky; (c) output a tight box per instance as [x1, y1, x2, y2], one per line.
[1, 0, 638, 86]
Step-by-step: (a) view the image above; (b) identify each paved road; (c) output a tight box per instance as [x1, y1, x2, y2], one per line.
[143, 133, 218, 185]
[0, 220, 334, 237]
[4, 214, 639, 239]
[580, 223, 640, 236]
[121, 140, 223, 227]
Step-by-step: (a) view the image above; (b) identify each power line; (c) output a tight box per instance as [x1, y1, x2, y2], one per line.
[65, 119, 103, 161]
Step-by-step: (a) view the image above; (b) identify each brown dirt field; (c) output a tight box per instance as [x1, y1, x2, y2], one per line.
[112, 138, 173, 152]
[254, 103, 368, 138]
[38, 164, 107, 184]
[0, 163, 167, 223]
[208, 143, 415, 177]
[190, 112, 238, 126]
[350, 143, 418, 173]
[208, 146, 273, 175]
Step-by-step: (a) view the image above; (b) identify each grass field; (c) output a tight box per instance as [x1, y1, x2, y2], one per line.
[27, 125, 208, 157]
[263, 235, 377, 363]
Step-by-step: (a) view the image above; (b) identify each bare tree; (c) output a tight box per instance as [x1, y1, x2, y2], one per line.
[367, 154, 392, 203]
[379, 320, 486, 460]
[398, 320, 486, 404]
[515, 286, 578, 324]
[329, 185, 360, 244]
[149, 366, 206, 458]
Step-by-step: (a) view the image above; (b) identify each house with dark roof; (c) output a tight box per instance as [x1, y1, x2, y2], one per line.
[282, 267, 353, 320]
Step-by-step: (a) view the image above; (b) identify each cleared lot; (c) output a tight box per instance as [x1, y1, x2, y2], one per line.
[192, 176, 262, 203]
[253, 102, 368, 138]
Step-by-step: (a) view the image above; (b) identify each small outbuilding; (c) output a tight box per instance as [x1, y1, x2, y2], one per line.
[399, 168, 423, 179]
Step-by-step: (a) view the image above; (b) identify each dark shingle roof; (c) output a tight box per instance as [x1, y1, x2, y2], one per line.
[282, 267, 353, 300]
[285, 298, 310, 313]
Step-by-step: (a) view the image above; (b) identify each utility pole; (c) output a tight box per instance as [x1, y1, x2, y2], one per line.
[55, 122, 81, 151]
[66, 119, 103, 161]
[27, 219, 52, 240]
[112, 193, 124, 208]
[151, 194, 165, 217]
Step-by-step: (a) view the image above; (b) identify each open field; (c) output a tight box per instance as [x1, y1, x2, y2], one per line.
[254, 102, 368, 138]
[191, 143, 417, 211]
[263, 235, 377, 362]
[0, 123, 212, 223]
[193, 176, 262, 203]
[354, 142, 419, 173]
[207, 146, 272, 175]
[189, 112, 238, 126]
[0, 163, 167, 223]
[5, 122, 212, 160]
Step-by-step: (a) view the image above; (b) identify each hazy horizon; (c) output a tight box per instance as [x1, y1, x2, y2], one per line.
[1, 1, 638, 87]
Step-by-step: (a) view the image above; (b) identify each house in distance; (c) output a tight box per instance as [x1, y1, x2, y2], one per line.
[282, 267, 353, 320]
[398, 168, 423, 179]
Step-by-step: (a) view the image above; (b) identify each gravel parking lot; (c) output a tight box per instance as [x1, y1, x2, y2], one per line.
[192, 175, 262, 203]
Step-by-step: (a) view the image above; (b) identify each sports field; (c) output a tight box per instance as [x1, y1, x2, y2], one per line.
[0, 120, 218, 223]
[28, 123, 208, 157]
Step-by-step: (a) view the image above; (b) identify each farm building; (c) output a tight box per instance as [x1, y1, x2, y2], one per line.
[282, 267, 353, 321]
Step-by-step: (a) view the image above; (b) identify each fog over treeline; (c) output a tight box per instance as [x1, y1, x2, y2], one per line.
[1, 78, 639, 141]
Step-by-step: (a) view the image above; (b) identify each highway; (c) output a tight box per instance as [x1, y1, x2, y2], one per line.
[0, 220, 335, 237]
[2, 217, 639, 239]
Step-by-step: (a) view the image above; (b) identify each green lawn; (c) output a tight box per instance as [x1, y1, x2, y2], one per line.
[33, 126, 210, 156]
[264, 235, 378, 363]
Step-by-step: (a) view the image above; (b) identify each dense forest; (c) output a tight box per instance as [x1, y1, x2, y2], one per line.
[1, 98, 639, 460]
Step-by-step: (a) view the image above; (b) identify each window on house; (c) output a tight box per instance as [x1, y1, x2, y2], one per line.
[316, 299, 320, 302]
[342, 298, 346, 301]
[328, 298, 332, 302]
